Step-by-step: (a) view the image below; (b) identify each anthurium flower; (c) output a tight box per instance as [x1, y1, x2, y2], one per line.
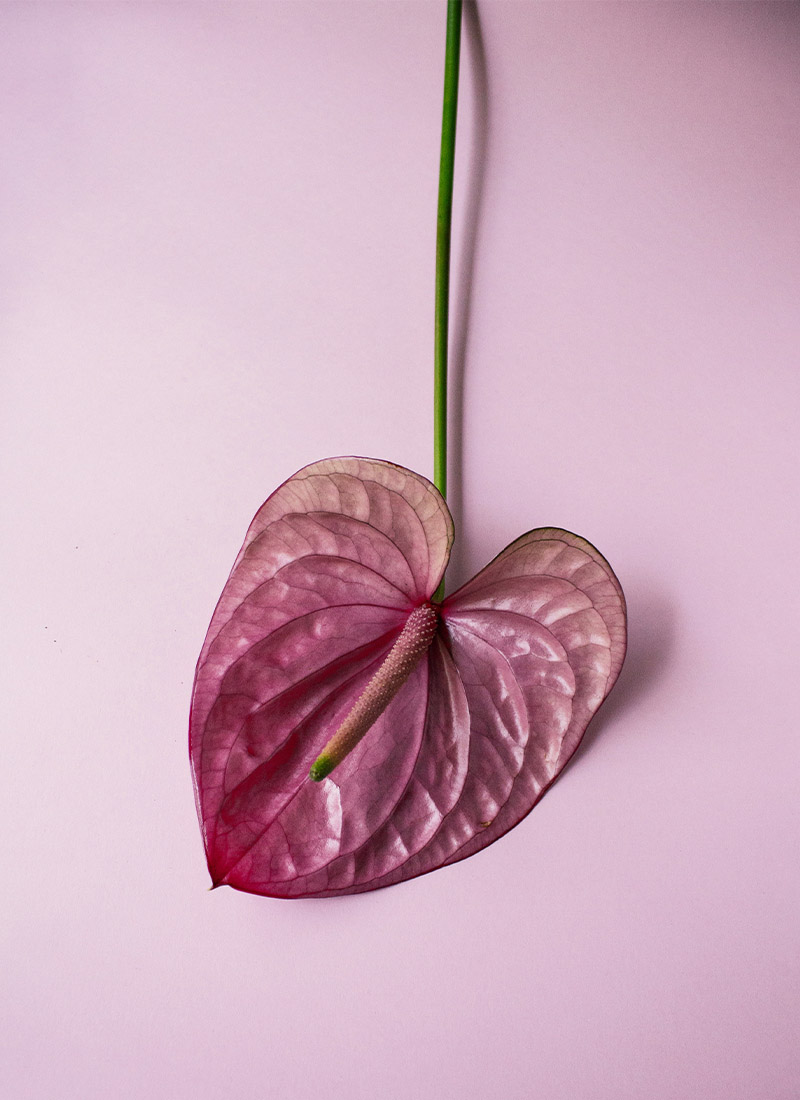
[190, 456, 626, 897]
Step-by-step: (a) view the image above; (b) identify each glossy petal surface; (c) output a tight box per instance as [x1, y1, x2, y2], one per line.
[190, 458, 626, 897]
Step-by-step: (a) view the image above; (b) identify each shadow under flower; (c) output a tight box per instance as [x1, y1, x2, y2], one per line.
[448, 0, 490, 594]
[573, 577, 676, 766]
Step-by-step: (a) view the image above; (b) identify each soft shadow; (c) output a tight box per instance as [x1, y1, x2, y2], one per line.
[575, 579, 677, 764]
[447, 0, 489, 593]
[696, 0, 800, 43]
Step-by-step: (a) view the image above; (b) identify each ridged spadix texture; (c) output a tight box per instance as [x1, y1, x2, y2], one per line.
[190, 457, 627, 897]
[311, 603, 439, 781]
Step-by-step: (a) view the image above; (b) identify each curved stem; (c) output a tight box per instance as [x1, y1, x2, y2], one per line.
[433, 0, 462, 603]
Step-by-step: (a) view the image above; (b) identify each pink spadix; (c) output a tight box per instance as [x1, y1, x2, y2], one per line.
[310, 603, 439, 782]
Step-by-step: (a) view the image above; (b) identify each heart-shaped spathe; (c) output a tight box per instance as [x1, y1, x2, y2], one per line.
[190, 457, 626, 897]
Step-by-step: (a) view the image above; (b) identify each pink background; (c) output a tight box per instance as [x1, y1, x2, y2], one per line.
[3, 3, 799, 1098]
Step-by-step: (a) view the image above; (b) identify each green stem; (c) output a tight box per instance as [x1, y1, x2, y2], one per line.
[433, 0, 462, 603]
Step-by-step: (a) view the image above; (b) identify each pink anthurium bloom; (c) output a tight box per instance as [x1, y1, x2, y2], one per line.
[190, 456, 627, 897]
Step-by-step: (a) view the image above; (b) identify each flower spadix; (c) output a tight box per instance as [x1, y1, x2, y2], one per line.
[310, 603, 439, 782]
[190, 457, 626, 898]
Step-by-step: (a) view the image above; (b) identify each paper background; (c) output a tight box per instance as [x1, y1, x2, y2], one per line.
[3, 3, 798, 1098]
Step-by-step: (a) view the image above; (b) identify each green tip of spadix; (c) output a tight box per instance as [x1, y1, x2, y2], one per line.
[310, 755, 334, 782]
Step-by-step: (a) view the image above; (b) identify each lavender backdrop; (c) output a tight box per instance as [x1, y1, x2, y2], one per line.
[3, 3, 798, 1098]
